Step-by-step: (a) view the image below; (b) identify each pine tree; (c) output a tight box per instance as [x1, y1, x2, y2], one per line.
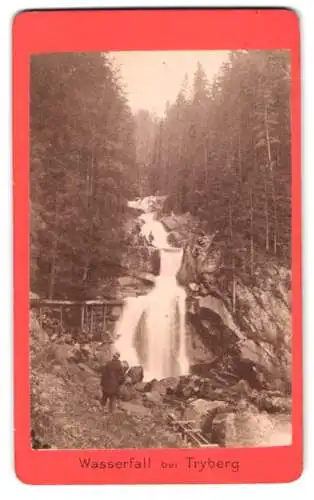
[30, 52, 137, 299]
[145, 50, 291, 283]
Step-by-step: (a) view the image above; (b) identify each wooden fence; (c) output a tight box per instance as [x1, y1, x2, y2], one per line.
[30, 298, 125, 336]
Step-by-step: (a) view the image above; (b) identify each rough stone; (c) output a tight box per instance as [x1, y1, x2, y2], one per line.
[198, 295, 245, 341]
[143, 391, 163, 406]
[184, 399, 229, 429]
[170, 215, 291, 388]
[161, 377, 180, 395]
[188, 282, 200, 292]
[175, 376, 203, 399]
[110, 306, 123, 320]
[229, 379, 253, 398]
[253, 393, 292, 414]
[211, 399, 292, 447]
[127, 366, 144, 385]
[145, 379, 168, 397]
[134, 381, 147, 392]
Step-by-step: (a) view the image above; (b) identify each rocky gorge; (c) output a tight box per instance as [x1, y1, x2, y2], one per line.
[113, 200, 292, 447]
[30, 198, 292, 449]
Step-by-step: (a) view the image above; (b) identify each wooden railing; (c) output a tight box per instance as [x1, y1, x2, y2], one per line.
[167, 413, 219, 448]
[30, 298, 125, 334]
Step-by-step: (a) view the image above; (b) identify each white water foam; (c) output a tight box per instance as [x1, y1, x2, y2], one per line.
[115, 201, 189, 381]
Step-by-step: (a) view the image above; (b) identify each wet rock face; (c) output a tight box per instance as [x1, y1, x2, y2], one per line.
[177, 394, 292, 448]
[150, 248, 161, 275]
[177, 230, 291, 391]
[177, 232, 222, 286]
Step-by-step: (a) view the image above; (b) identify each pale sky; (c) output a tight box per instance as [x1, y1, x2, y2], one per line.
[109, 51, 229, 117]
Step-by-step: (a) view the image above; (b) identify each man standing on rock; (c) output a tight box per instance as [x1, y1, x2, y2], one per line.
[100, 352, 125, 413]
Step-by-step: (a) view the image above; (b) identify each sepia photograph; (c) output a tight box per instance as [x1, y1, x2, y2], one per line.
[29, 49, 292, 451]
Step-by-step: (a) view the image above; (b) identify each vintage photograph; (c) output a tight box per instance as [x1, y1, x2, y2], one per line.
[30, 50, 292, 450]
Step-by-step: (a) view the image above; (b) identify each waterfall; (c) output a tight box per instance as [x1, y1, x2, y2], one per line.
[115, 295, 147, 367]
[115, 200, 189, 381]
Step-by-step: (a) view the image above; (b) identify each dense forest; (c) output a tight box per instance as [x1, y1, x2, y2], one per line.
[30, 52, 139, 299]
[31, 50, 291, 300]
[137, 50, 291, 274]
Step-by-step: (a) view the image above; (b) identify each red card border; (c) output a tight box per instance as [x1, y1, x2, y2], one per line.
[12, 8, 302, 485]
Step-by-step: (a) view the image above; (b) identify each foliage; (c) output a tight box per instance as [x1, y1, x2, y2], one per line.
[30, 53, 138, 298]
[141, 51, 291, 277]
[31, 51, 291, 300]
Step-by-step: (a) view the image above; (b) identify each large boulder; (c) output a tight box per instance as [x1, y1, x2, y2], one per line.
[187, 293, 289, 391]
[52, 344, 77, 364]
[143, 391, 163, 406]
[184, 399, 230, 430]
[211, 399, 292, 447]
[174, 218, 291, 390]
[141, 377, 181, 406]
[167, 231, 187, 247]
[177, 232, 221, 285]
[229, 379, 254, 398]
[162, 377, 180, 395]
[161, 213, 194, 232]
[144, 379, 166, 397]
[151, 249, 161, 275]
[251, 391, 292, 414]
[175, 375, 203, 399]
[198, 295, 246, 342]
[95, 345, 112, 366]
[134, 381, 146, 392]
[127, 366, 144, 385]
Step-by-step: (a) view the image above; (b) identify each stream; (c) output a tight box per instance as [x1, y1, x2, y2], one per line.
[115, 199, 189, 381]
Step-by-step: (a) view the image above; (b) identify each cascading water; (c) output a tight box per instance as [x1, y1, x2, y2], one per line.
[115, 200, 189, 381]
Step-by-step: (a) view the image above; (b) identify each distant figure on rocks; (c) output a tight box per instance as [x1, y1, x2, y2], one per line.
[100, 352, 125, 413]
[148, 231, 154, 245]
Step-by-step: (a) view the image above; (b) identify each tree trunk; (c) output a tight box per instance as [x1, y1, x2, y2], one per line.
[250, 188, 254, 276]
[158, 122, 163, 192]
[228, 199, 236, 313]
[48, 195, 60, 299]
[264, 101, 278, 254]
[83, 149, 95, 283]
[48, 239, 57, 299]
[238, 131, 242, 186]
[269, 164, 278, 254]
